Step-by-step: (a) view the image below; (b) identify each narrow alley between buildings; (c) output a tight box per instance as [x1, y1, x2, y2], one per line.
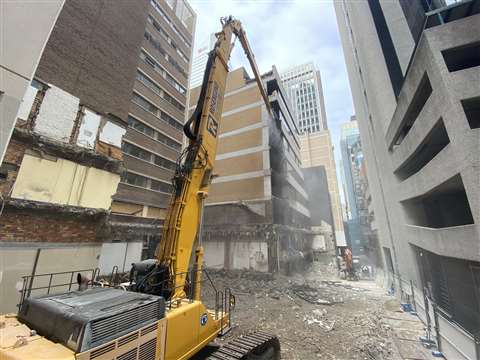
[205, 263, 436, 360]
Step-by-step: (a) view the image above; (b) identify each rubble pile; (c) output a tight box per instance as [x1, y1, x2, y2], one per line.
[206, 263, 401, 359]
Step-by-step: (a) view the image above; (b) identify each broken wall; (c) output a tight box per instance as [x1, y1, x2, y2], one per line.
[11, 153, 120, 209]
[33, 85, 79, 141]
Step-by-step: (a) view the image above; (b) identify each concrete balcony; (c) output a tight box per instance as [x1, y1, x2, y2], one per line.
[405, 224, 480, 262]
[449, 66, 480, 101]
[397, 143, 455, 202]
[390, 94, 442, 172]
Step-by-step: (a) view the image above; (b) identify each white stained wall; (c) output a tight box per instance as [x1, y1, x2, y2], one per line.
[98, 242, 143, 275]
[204, 241, 269, 272]
[0, 245, 101, 313]
[34, 85, 80, 142]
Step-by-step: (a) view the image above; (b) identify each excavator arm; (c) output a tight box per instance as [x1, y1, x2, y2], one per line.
[137, 17, 273, 300]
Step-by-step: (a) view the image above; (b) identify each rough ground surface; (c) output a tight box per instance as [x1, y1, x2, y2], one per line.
[203, 262, 433, 360]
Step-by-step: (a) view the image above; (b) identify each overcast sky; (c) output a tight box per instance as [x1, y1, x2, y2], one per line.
[189, 0, 355, 203]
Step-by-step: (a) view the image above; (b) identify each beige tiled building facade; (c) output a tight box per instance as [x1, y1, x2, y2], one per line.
[190, 67, 313, 272]
[301, 131, 346, 246]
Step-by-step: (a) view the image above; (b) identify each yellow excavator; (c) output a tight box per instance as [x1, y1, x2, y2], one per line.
[0, 17, 280, 360]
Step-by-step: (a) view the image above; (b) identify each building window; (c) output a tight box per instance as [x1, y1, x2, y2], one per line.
[144, 31, 187, 79]
[136, 71, 185, 112]
[153, 154, 176, 170]
[128, 115, 155, 138]
[147, 15, 189, 64]
[151, 179, 172, 193]
[128, 115, 182, 151]
[123, 172, 148, 188]
[149, 0, 192, 46]
[140, 51, 186, 95]
[122, 172, 173, 193]
[131, 93, 183, 131]
[123, 140, 177, 171]
[123, 142, 152, 161]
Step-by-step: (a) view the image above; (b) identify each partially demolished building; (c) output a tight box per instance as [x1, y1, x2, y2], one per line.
[190, 67, 313, 272]
[0, 0, 150, 313]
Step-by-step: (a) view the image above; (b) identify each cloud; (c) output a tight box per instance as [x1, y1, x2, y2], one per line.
[190, 0, 354, 199]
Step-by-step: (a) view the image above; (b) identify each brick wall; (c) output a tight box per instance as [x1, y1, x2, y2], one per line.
[35, 0, 149, 122]
[2, 139, 26, 166]
[0, 139, 26, 197]
[0, 207, 103, 243]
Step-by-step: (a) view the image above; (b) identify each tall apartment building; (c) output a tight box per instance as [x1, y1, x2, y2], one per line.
[280, 62, 328, 133]
[111, 0, 196, 258]
[0, 0, 150, 313]
[189, 67, 312, 272]
[335, 1, 480, 357]
[301, 131, 346, 247]
[0, 0, 64, 163]
[189, 33, 216, 89]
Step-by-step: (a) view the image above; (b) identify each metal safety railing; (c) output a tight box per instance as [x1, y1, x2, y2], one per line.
[134, 266, 233, 323]
[408, 283, 480, 360]
[17, 268, 99, 309]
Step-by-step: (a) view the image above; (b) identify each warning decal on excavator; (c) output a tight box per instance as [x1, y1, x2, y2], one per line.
[207, 115, 218, 138]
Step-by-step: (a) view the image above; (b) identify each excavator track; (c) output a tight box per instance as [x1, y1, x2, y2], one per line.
[205, 332, 280, 360]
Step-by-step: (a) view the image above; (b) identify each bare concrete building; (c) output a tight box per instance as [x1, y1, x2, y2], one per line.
[110, 0, 196, 257]
[335, 0, 480, 357]
[301, 131, 346, 247]
[0, 0, 150, 313]
[190, 67, 312, 272]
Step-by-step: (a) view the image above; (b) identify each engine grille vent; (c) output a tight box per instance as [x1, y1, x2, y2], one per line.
[139, 338, 157, 360]
[140, 323, 158, 336]
[90, 301, 160, 347]
[90, 343, 115, 359]
[118, 332, 139, 347]
[117, 348, 137, 360]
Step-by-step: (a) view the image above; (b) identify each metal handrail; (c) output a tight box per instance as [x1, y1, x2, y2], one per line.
[18, 268, 98, 309]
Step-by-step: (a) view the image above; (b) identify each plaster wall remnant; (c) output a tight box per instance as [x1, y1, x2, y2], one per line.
[17, 85, 39, 121]
[34, 85, 79, 142]
[99, 121, 127, 147]
[77, 109, 101, 149]
[98, 242, 143, 275]
[11, 153, 120, 209]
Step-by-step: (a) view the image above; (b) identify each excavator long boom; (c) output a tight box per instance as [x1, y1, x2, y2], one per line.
[153, 17, 272, 299]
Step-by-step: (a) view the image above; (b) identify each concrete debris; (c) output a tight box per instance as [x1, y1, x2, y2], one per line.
[204, 262, 405, 359]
